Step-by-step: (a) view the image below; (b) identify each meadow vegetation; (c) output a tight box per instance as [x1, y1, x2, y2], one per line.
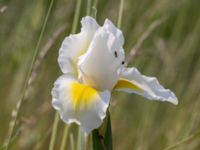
[0, 0, 200, 149]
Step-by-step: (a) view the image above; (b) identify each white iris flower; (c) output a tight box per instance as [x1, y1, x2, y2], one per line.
[51, 16, 178, 134]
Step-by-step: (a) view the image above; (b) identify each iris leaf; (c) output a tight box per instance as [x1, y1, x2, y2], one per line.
[92, 111, 112, 150]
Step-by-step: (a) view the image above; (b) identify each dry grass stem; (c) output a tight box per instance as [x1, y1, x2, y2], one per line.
[5, 0, 55, 147]
[164, 130, 200, 150]
[5, 25, 66, 146]
[126, 16, 167, 65]
[25, 25, 67, 100]
[0, 5, 7, 13]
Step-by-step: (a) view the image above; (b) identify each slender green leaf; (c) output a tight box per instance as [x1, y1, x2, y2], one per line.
[49, 112, 59, 150]
[1, 128, 21, 150]
[92, 111, 113, 150]
[104, 113, 112, 150]
[92, 129, 105, 150]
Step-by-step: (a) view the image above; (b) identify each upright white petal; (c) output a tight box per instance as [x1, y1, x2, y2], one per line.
[103, 19, 124, 46]
[51, 74, 110, 134]
[81, 16, 100, 40]
[78, 21, 125, 91]
[58, 16, 100, 75]
[114, 67, 178, 105]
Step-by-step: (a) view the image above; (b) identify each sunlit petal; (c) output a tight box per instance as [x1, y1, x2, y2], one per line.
[115, 67, 178, 105]
[51, 74, 110, 134]
[103, 19, 124, 46]
[58, 16, 99, 75]
[78, 21, 125, 91]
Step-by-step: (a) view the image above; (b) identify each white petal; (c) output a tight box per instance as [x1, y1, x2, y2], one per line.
[103, 19, 124, 46]
[81, 16, 100, 41]
[78, 22, 125, 91]
[114, 67, 178, 105]
[58, 16, 99, 75]
[51, 74, 110, 134]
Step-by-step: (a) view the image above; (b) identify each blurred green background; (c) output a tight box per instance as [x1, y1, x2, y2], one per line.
[1, 0, 200, 149]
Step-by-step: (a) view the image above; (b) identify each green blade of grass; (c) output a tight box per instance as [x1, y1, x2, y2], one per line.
[103, 113, 112, 150]
[117, 0, 124, 28]
[60, 125, 69, 150]
[92, 111, 112, 150]
[86, 0, 92, 16]
[49, 112, 59, 150]
[72, 0, 82, 34]
[0, 128, 21, 150]
[5, 0, 54, 149]
[92, 129, 105, 150]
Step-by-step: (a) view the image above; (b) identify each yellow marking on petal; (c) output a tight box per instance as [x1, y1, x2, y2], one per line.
[70, 82, 98, 111]
[114, 78, 143, 92]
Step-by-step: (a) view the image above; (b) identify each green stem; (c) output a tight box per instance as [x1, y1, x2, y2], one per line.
[92, 111, 112, 150]
[86, 0, 92, 16]
[60, 125, 69, 150]
[49, 112, 60, 150]
[117, 0, 124, 28]
[92, 0, 98, 19]
[91, 1, 98, 19]
[5, 0, 54, 149]
[84, 135, 90, 150]
[92, 129, 105, 150]
[93, 0, 98, 8]
[70, 133, 75, 150]
[72, 0, 82, 34]
[103, 113, 112, 150]
[77, 127, 83, 150]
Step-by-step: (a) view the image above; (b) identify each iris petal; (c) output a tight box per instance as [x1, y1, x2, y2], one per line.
[58, 16, 99, 75]
[78, 19, 125, 91]
[115, 67, 178, 105]
[51, 74, 110, 134]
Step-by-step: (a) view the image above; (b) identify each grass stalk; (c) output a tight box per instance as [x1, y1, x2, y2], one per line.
[92, 0, 98, 19]
[5, 0, 54, 149]
[72, 0, 82, 34]
[70, 133, 75, 150]
[77, 127, 82, 150]
[86, 0, 92, 16]
[84, 135, 90, 150]
[117, 0, 124, 28]
[34, 127, 52, 150]
[93, 0, 98, 9]
[126, 16, 167, 65]
[49, 112, 59, 150]
[60, 125, 69, 150]
[25, 25, 66, 101]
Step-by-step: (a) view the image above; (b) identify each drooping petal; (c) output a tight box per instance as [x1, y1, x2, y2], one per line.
[114, 67, 178, 105]
[51, 74, 110, 134]
[58, 16, 100, 75]
[78, 20, 125, 91]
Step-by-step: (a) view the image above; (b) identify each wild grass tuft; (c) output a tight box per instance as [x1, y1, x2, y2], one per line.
[0, 0, 200, 149]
